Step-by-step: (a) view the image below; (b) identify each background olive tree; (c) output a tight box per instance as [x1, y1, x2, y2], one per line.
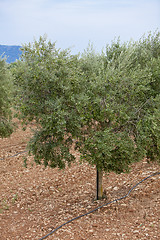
[13, 32, 160, 199]
[0, 57, 13, 138]
[13, 36, 84, 168]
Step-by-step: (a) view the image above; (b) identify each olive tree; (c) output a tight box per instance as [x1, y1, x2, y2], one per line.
[13, 33, 160, 199]
[77, 32, 160, 198]
[0, 57, 13, 137]
[13, 36, 84, 168]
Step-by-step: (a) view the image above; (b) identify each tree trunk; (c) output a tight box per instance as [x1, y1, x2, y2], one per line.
[96, 168, 103, 200]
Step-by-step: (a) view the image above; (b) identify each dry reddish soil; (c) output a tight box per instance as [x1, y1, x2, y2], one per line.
[0, 121, 160, 240]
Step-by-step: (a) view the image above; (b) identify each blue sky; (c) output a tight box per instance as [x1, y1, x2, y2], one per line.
[0, 0, 159, 53]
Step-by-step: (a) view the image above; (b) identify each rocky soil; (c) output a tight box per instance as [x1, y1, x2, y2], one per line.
[0, 121, 160, 240]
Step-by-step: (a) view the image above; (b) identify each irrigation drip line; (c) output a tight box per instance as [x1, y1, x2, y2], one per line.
[0, 150, 28, 160]
[39, 171, 160, 240]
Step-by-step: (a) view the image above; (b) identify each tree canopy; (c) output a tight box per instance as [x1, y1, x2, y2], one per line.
[13, 32, 160, 174]
[77, 32, 160, 173]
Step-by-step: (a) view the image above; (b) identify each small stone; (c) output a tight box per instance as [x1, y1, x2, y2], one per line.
[92, 224, 98, 227]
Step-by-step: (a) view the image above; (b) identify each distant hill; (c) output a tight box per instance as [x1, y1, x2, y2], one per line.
[0, 45, 22, 63]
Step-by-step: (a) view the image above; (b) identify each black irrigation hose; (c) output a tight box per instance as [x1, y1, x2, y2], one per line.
[0, 150, 28, 160]
[39, 171, 160, 240]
